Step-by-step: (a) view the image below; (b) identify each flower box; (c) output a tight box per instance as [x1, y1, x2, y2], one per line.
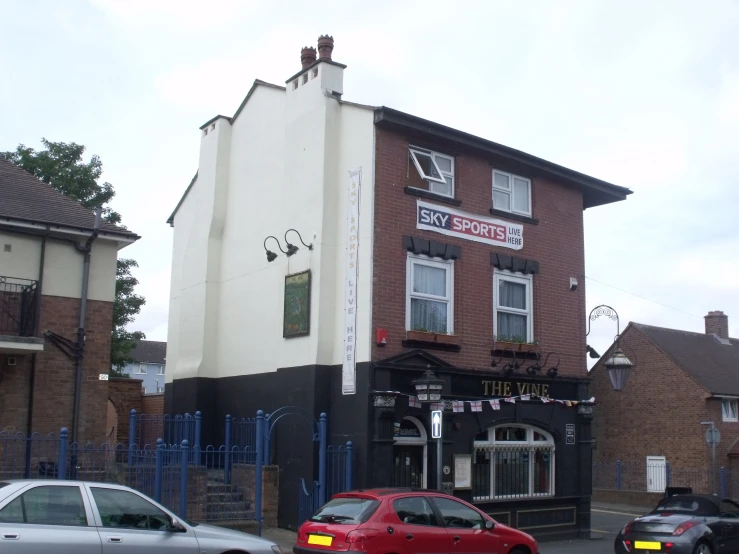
[407, 330, 436, 342]
[406, 330, 462, 346]
[494, 340, 539, 352]
[434, 333, 462, 345]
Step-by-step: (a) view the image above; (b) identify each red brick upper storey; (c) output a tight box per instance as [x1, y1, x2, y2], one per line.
[370, 108, 631, 377]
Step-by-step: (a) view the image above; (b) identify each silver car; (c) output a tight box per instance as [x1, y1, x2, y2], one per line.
[0, 479, 283, 554]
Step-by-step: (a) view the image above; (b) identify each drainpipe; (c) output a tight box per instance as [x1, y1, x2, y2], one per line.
[70, 210, 101, 467]
[25, 230, 48, 477]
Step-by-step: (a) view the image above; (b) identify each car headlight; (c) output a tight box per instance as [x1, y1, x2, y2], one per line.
[271, 545, 283, 554]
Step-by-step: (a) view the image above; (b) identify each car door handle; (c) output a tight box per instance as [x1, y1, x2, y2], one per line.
[405, 534, 414, 540]
[107, 536, 123, 543]
[2, 534, 19, 540]
[453, 535, 461, 542]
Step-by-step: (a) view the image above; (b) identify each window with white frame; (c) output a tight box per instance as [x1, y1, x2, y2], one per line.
[406, 255, 454, 334]
[494, 271, 533, 342]
[409, 147, 455, 198]
[136, 364, 147, 375]
[472, 424, 555, 500]
[493, 170, 531, 216]
[722, 399, 738, 422]
[157, 365, 165, 376]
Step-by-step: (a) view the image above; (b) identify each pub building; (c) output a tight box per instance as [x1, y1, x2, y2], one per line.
[164, 36, 632, 537]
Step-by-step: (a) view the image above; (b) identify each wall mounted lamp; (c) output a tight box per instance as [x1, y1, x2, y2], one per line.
[545, 352, 561, 378]
[285, 229, 314, 257]
[263, 236, 286, 262]
[263, 230, 314, 262]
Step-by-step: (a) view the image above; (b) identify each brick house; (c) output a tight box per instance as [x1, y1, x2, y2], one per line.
[591, 311, 739, 503]
[165, 36, 632, 537]
[0, 158, 139, 445]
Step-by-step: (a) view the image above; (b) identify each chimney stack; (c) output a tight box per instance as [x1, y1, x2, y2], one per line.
[317, 35, 334, 61]
[300, 46, 317, 69]
[705, 310, 729, 339]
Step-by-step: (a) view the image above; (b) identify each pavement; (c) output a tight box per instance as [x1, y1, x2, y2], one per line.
[262, 501, 651, 554]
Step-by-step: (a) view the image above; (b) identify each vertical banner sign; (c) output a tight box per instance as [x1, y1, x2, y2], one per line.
[342, 169, 361, 395]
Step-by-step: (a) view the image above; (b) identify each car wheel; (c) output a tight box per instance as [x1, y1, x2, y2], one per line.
[693, 542, 712, 554]
[508, 548, 528, 554]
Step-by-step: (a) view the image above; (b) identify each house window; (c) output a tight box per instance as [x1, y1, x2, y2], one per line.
[406, 255, 454, 334]
[494, 271, 533, 342]
[493, 170, 531, 216]
[409, 147, 454, 198]
[158, 365, 165, 375]
[136, 365, 147, 375]
[722, 399, 738, 422]
[473, 425, 555, 500]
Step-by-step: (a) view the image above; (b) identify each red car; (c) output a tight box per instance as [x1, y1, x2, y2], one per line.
[295, 488, 539, 554]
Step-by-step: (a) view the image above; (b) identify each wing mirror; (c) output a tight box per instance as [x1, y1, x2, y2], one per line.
[170, 517, 187, 532]
[485, 520, 495, 530]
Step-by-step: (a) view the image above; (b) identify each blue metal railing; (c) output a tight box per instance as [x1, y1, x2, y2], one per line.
[593, 460, 733, 496]
[1, 407, 340, 536]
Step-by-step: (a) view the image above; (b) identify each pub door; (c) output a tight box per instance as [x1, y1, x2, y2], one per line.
[393, 445, 425, 489]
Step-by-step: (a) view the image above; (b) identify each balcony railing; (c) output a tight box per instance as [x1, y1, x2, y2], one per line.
[0, 277, 39, 337]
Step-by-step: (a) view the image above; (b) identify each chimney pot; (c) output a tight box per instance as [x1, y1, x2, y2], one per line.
[301, 46, 317, 69]
[705, 310, 729, 340]
[317, 35, 334, 61]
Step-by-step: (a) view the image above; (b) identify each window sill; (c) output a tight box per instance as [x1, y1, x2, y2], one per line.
[489, 208, 539, 225]
[404, 187, 462, 206]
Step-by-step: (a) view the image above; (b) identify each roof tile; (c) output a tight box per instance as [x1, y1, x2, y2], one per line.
[0, 158, 138, 239]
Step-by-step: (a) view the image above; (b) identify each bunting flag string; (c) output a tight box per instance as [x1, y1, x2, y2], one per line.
[372, 389, 595, 412]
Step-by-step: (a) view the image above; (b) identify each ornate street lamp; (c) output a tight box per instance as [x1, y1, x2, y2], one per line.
[586, 304, 634, 392]
[412, 370, 444, 402]
[603, 347, 633, 392]
[411, 369, 445, 491]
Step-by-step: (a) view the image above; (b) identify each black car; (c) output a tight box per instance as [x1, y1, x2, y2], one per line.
[614, 493, 739, 553]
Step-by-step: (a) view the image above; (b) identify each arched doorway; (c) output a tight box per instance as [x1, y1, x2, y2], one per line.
[393, 416, 427, 489]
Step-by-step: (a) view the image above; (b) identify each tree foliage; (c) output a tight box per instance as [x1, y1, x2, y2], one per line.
[2, 139, 145, 370]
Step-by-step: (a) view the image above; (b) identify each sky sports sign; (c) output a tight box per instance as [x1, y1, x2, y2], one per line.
[416, 200, 523, 250]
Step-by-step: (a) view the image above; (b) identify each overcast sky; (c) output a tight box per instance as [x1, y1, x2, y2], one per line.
[2, 1, 738, 368]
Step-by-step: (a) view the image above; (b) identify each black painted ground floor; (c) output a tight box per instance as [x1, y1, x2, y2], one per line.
[165, 349, 595, 540]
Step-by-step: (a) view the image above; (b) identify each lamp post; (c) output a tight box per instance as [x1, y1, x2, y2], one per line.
[586, 304, 634, 391]
[412, 370, 444, 491]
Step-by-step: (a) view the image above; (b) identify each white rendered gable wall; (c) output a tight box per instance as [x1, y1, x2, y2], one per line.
[167, 61, 374, 383]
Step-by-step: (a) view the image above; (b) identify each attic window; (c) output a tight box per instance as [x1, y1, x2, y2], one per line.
[312, 67, 319, 79]
[302, 73, 308, 84]
[408, 147, 455, 198]
[292, 80, 298, 90]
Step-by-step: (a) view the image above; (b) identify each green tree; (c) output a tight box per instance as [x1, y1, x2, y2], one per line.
[1, 139, 146, 371]
[110, 259, 146, 372]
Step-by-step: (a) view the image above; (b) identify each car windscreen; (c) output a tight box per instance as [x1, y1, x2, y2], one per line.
[652, 497, 717, 516]
[310, 497, 380, 524]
